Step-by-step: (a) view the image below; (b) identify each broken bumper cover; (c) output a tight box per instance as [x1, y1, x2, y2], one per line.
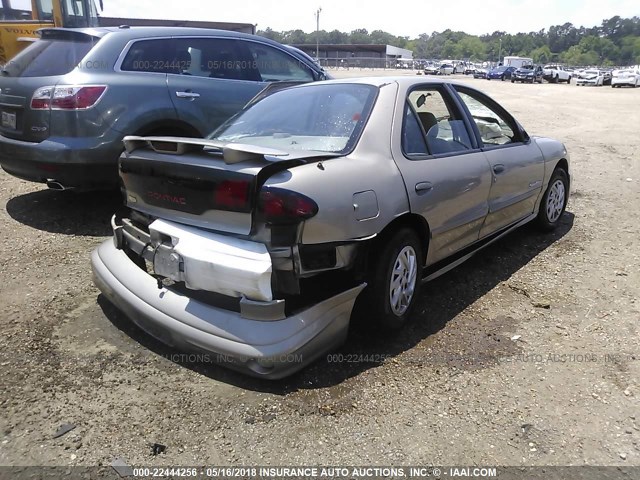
[91, 241, 365, 379]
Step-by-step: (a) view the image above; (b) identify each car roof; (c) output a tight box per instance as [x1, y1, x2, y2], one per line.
[37, 26, 273, 42]
[293, 76, 476, 90]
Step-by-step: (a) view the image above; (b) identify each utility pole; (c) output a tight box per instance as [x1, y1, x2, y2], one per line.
[498, 38, 502, 65]
[315, 7, 322, 61]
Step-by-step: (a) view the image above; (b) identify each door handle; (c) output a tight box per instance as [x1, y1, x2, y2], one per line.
[415, 182, 433, 194]
[175, 91, 200, 99]
[492, 164, 506, 174]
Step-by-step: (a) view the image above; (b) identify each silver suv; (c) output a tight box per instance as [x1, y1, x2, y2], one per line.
[0, 26, 328, 190]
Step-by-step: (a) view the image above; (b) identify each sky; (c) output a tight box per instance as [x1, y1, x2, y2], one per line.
[9, 0, 640, 38]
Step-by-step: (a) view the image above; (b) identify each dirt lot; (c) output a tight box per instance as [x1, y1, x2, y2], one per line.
[1, 70, 639, 470]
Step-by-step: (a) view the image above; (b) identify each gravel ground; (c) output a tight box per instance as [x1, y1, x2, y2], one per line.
[0, 71, 638, 470]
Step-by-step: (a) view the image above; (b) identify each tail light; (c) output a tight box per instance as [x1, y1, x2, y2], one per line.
[30, 86, 54, 109]
[31, 85, 107, 110]
[258, 187, 318, 225]
[214, 180, 250, 210]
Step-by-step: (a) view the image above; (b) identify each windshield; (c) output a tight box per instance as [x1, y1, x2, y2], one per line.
[210, 83, 378, 154]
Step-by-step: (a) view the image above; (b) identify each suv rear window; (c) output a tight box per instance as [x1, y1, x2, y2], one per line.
[2, 33, 99, 77]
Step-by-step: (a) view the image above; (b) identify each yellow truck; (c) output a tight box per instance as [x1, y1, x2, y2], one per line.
[0, 0, 99, 63]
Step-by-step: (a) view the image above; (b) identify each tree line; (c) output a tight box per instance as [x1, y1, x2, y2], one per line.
[258, 16, 640, 66]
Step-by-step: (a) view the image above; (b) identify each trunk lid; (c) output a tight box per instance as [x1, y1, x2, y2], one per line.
[120, 136, 338, 236]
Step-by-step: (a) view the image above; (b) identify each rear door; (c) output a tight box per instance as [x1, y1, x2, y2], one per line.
[0, 29, 100, 142]
[163, 37, 265, 135]
[452, 86, 544, 237]
[391, 84, 493, 265]
[165, 37, 316, 136]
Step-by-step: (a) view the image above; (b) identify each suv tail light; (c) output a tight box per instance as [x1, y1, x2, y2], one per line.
[30, 86, 54, 109]
[258, 187, 318, 225]
[31, 85, 107, 110]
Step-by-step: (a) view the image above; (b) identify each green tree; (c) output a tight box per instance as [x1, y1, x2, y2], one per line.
[531, 45, 553, 63]
[258, 28, 284, 43]
[326, 29, 349, 44]
[576, 36, 620, 63]
[349, 28, 370, 44]
[281, 29, 308, 45]
[260, 15, 639, 65]
[620, 35, 640, 64]
[456, 36, 486, 60]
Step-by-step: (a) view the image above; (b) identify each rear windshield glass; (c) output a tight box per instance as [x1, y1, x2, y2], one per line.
[1, 36, 99, 77]
[210, 83, 378, 154]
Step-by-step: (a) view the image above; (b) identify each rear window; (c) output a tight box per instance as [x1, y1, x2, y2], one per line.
[1, 34, 99, 77]
[211, 83, 378, 154]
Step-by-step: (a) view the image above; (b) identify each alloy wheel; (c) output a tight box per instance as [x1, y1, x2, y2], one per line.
[546, 179, 566, 223]
[389, 246, 418, 316]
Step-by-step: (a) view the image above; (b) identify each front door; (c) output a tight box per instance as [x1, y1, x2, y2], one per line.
[453, 86, 545, 237]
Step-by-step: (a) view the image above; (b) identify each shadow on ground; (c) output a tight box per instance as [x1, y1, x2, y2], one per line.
[5, 188, 122, 236]
[99, 212, 575, 394]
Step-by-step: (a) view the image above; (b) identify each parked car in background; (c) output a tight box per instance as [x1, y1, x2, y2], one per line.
[601, 70, 613, 85]
[576, 69, 604, 86]
[424, 64, 440, 75]
[511, 65, 544, 83]
[439, 63, 454, 75]
[453, 63, 466, 74]
[92, 77, 571, 378]
[611, 68, 640, 88]
[487, 66, 516, 81]
[473, 68, 488, 79]
[543, 64, 572, 83]
[0, 27, 328, 191]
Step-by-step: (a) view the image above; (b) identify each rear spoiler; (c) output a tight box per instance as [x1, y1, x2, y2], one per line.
[122, 136, 291, 164]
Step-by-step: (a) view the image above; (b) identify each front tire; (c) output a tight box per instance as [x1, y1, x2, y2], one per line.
[360, 228, 423, 330]
[536, 168, 569, 231]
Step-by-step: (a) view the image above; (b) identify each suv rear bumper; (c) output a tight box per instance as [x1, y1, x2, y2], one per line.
[92, 240, 365, 379]
[0, 134, 121, 189]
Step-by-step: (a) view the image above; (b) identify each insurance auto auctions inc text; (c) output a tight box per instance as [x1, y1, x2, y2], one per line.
[255, 466, 497, 478]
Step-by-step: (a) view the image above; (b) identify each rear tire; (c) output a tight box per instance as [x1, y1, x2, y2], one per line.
[536, 168, 569, 232]
[358, 228, 423, 330]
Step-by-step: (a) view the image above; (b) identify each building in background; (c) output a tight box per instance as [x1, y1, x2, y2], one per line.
[292, 43, 413, 69]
